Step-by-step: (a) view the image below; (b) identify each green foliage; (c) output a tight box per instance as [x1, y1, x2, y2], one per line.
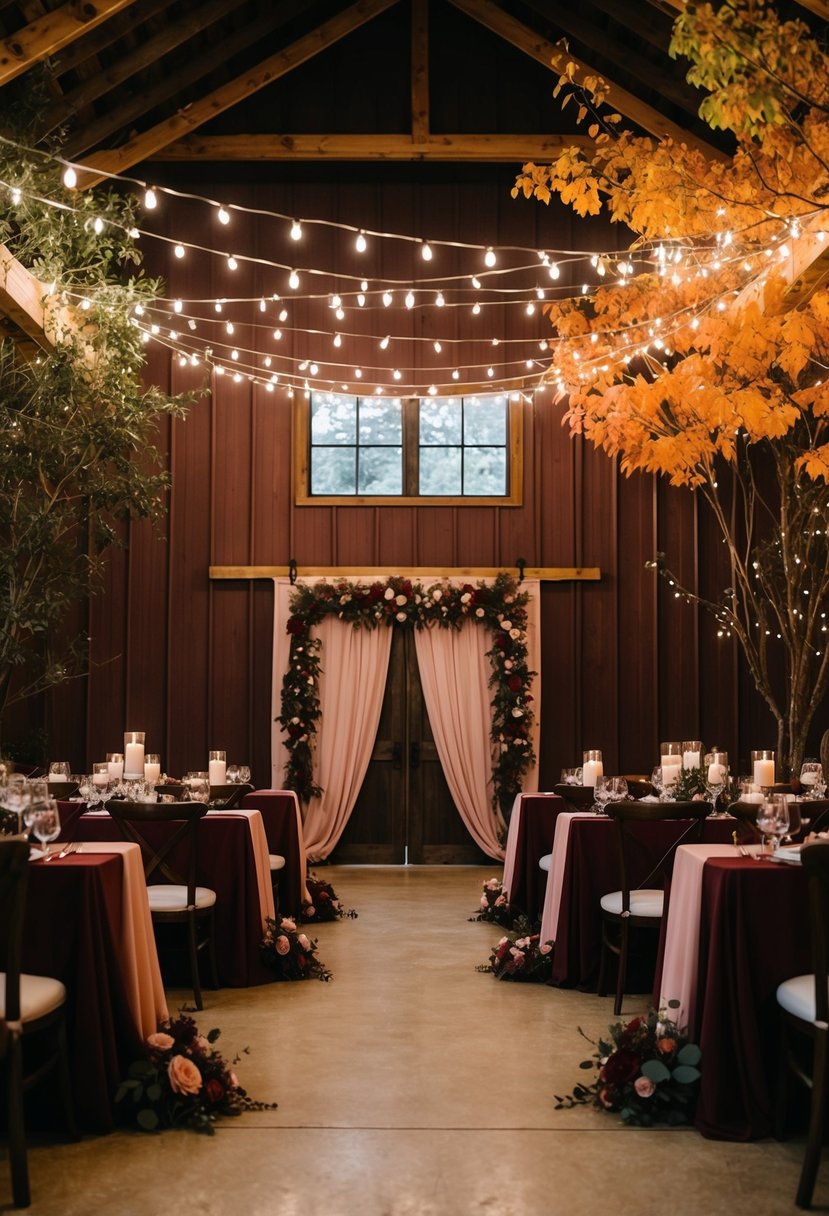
[0, 136, 192, 722]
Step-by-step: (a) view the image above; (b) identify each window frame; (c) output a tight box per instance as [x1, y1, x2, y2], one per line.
[293, 394, 524, 507]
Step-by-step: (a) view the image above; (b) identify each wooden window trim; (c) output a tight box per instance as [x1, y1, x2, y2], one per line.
[293, 396, 524, 507]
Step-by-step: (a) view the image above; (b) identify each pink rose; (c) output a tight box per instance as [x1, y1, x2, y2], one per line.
[304, 905, 316, 917]
[167, 1054, 202, 1095]
[275, 935, 291, 956]
[480, 896, 489, 908]
[539, 942, 553, 955]
[279, 917, 296, 932]
[495, 895, 507, 906]
[147, 1031, 175, 1051]
[634, 1076, 656, 1098]
[298, 934, 311, 950]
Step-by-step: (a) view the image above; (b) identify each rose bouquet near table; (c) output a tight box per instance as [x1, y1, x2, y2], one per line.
[300, 873, 358, 924]
[554, 1002, 701, 1126]
[260, 915, 333, 980]
[479, 923, 554, 982]
[469, 877, 514, 927]
[116, 1014, 276, 1134]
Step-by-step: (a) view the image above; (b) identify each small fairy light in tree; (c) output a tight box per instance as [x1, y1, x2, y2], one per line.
[62, 165, 77, 188]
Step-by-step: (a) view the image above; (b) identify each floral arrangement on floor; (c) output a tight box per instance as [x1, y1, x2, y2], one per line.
[554, 1002, 701, 1127]
[115, 1014, 276, 1134]
[300, 873, 358, 923]
[468, 877, 513, 927]
[277, 571, 535, 815]
[260, 915, 333, 981]
[478, 922, 554, 982]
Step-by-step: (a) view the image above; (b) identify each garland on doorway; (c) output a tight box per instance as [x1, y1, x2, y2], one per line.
[277, 571, 535, 815]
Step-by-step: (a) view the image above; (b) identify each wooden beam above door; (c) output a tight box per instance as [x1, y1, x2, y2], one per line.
[209, 565, 601, 581]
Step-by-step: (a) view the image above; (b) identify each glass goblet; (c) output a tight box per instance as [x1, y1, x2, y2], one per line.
[592, 775, 610, 815]
[226, 764, 240, 784]
[704, 751, 728, 816]
[605, 776, 629, 805]
[757, 794, 790, 855]
[31, 801, 61, 850]
[650, 766, 665, 801]
[238, 766, 251, 785]
[800, 762, 826, 798]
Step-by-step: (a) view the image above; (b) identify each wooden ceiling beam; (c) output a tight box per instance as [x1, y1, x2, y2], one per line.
[78, 0, 402, 184]
[63, 0, 316, 157]
[411, 0, 429, 141]
[586, 0, 674, 52]
[49, 0, 172, 76]
[0, 243, 75, 354]
[0, 0, 138, 86]
[447, 0, 723, 158]
[151, 132, 592, 162]
[39, 0, 250, 136]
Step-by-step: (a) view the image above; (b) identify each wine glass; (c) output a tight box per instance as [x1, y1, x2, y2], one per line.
[800, 761, 826, 798]
[238, 766, 251, 785]
[756, 794, 790, 854]
[650, 766, 665, 801]
[705, 751, 728, 817]
[31, 801, 61, 851]
[226, 764, 240, 784]
[592, 774, 610, 815]
[605, 776, 629, 805]
[48, 761, 70, 783]
[186, 774, 209, 804]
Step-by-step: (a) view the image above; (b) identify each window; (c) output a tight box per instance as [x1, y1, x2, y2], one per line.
[296, 392, 523, 505]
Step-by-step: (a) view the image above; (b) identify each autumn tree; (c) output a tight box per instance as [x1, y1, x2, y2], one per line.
[514, 0, 829, 775]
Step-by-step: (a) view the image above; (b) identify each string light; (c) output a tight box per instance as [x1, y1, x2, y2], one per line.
[62, 165, 77, 189]
[355, 230, 367, 252]
[290, 219, 303, 241]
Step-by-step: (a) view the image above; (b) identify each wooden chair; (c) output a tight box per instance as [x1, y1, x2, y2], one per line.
[208, 782, 253, 809]
[0, 840, 77, 1208]
[598, 799, 711, 1016]
[105, 801, 218, 1010]
[553, 784, 596, 810]
[776, 840, 829, 1208]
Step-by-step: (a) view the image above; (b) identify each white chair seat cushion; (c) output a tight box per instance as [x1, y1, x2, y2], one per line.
[600, 889, 664, 918]
[539, 854, 551, 872]
[0, 972, 66, 1022]
[269, 854, 286, 872]
[777, 974, 829, 1024]
[147, 884, 216, 912]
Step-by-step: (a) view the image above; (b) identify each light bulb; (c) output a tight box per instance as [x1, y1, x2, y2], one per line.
[266, 382, 274, 393]
[336, 307, 345, 320]
[331, 295, 342, 309]
[234, 373, 242, 383]
[170, 330, 178, 341]
[472, 302, 481, 315]
[526, 302, 535, 315]
[405, 290, 415, 309]
[144, 188, 157, 209]
[452, 369, 460, 380]
[471, 275, 481, 289]
[433, 341, 442, 353]
[492, 338, 499, 346]
[548, 262, 560, 280]
[428, 384, 437, 395]
[421, 241, 433, 261]
[174, 243, 185, 258]
[288, 270, 300, 289]
[355, 368, 362, 378]
[383, 291, 393, 307]
[226, 321, 234, 335]
[484, 248, 496, 267]
[62, 166, 77, 188]
[380, 335, 390, 350]
[173, 299, 182, 313]
[333, 333, 342, 347]
[310, 363, 318, 375]
[217, 207, 230, 225]
[259, 299, 266, 312]
[355, 231, 367, 253]
[264, 356, 272, 368]
[290, 219, 302, 241]
[231, 349, 239, 361]
[487, 367, 494, 378]
[357, 293, 366, 307]
[435, 291, 445, 307]
[227, 256, 238, 271]
[279, 308, 288, 322]
[214, 301, 223, 312]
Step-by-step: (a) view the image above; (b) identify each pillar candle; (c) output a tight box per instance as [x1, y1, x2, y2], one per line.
[209, 758, 226, 786]
[124, 741, 144, 777]
[144, 761, 161, 784]
[582, 759, 603, 787]
[754, 758, 775, 786]
[707, 762, 726, 784]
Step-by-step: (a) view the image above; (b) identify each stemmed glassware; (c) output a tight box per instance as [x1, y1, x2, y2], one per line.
[650, 766, 665, 801]
[800, 761, 827, 798]
[756, 793, 790, 854]
[237, 766, 251, 785]
[704, 751, 728, 816]
[31, 800, 61, 850]
[593, 775, 628, 814]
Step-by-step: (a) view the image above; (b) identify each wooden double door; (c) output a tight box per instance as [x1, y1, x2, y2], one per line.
[331, 630, 490, 864]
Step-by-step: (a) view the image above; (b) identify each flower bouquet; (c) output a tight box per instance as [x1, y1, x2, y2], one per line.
[300, 873, 358, 924]
[554, 1002, 701, 1126]
[479, 924, 554, 982]
[260, 915, 332, 981]
[468, 877, 513, 927]
[115, 1014, 276, 1134]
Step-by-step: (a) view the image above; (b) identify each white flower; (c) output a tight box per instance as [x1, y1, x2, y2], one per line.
[395, 594, 407, 606]
[510, 628, 521, 640]
[475, 607, 485, 618]
[461, 592, 471, 604]
[500, 619, 512, 631]
[501, 743, 509, 753]
[339, 594, 351, 604]
[415, 594, 422, 604]
[290, 717, 300, 725]
[504, 660, 513, 670]
[384, 587, 395, 600]
[504, 594, 514, 604]
[512, 708, 524, 719]
[433, 588, 443, 601]
[396, 611, 407, 622]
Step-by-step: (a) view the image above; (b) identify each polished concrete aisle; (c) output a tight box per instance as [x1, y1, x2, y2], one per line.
[8, 866, 825, 1215]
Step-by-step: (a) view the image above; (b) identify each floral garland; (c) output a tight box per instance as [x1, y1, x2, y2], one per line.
[115, 1015, 277, 1134]
[478, 922, 554, 982]
[278, 571, 536, 815]
[554, 1003, 701, 1127]
[260, 915, 333, 981]
[468, 877, 513, 927]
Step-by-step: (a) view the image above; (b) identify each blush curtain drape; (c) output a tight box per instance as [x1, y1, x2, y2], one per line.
[271, 575, 540, 862]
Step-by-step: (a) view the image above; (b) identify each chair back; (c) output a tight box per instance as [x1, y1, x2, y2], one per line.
[604, 800, 711, 913]
[105, 801, 208, 903]
[208, 783, 253, 809]
[553, 784, 596, 809]
[0, 841, 32, 1023]
[801, 841, 829, 1025]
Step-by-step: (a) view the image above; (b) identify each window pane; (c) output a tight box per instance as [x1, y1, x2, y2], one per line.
[311, 447, 356, 494]
[358, 397, 402, 445]
[464, 395, 507, 445]
[420, 447, 462, 495]
[464, 447, 507, 495]
[359, 446, 402, 494]
[420, 397, 462, 445]
[311, 393, 356, 444]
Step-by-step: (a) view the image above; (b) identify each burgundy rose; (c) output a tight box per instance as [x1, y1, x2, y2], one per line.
[507, 675, 523, 692]
[599, 1049, 641, 1086]
[286, 616, 307, 636]
[205, 1078, 225, 1104]
[598, 1086, 618, 1110]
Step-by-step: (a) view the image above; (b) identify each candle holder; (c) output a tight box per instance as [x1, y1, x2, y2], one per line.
[582, 749, 603, 788]
[660, 742, 682, 789]
[751, 749, 775, 789]
[124, 731, 146, 780]
[681, 740, 704, 771]
[208, 749, 227, 787]
[144, 753, 161, 786]
[106, 752, 124, 782]
[704, 750, 728, 814]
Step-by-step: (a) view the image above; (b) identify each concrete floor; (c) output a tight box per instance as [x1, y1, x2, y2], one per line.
[4, 865, 826, 1215]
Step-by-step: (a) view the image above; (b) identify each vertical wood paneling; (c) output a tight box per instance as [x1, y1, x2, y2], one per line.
[617, 471, 659, 775]
[657, 482, 700, 740]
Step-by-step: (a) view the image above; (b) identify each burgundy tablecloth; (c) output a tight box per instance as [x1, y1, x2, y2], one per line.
[689, 857, 810, 1141]
[549, 816, 735, 989]
[242, 789, 306, 916]
[67, 813, 274, 988]
[504, 794, 564, 918]
[22, 853, 143, 1133]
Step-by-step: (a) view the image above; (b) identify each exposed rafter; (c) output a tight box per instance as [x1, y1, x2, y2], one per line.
[447, 0, 723, 159]
[411, 0, 429, 142]
[151, 132, 591, 162]
[0, 0, 138, 86]
[0, 243, 75, 357]
[78, 0, 401, 183]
